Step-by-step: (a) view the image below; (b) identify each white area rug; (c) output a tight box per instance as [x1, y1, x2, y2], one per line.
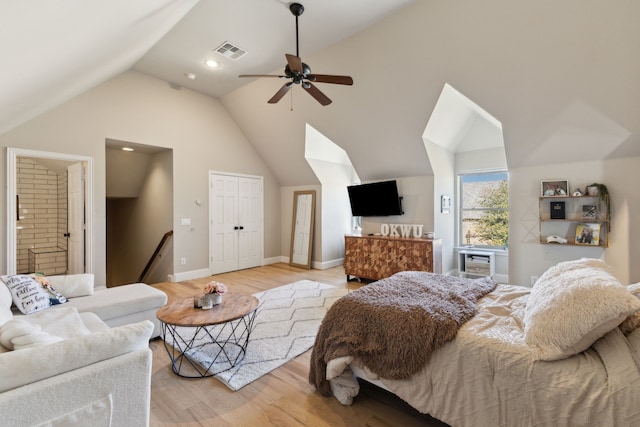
[185, 280, 348, 390]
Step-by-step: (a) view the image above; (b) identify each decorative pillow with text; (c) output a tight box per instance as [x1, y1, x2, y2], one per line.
[1, 275, 51, 315]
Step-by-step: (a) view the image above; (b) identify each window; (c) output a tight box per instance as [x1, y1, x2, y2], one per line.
[459, 171, 508, 248]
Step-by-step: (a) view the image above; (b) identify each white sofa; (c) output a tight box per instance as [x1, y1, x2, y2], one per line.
[0, 275, 168, 426]
[52, 277, 168, 338]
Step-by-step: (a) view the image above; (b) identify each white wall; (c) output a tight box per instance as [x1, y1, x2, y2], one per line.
[0, 70, 280, 285]
[425, 142, 456, 274]
[509, 156, 640, 285]
[319, 180, 352, 268]
[360, 176, 434, 236]
[305, 159, 354, 268]
[105, 147, 152, 198]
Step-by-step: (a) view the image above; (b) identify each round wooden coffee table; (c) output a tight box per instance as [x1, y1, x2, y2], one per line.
[157, 293, 259, 378]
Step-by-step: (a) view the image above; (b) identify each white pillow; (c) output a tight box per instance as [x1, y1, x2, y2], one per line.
[628, 282, 640, 297]
[621, 282, 640, 334]
[46, 274, 94, 298]
[0, 318, 63, 351]
[524, 258, 640, 361]
[25, 306, 91, 339]
[0, 318, 36, 349]
[1, 275, 51, 315]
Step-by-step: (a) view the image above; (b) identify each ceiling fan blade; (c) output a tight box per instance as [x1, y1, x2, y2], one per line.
[308, 74, 353, 85]
[303, 82, 332, 106]
[239, 74, 287, 78]
[285, 54, 303, 74]
[268, 82, 293, 104]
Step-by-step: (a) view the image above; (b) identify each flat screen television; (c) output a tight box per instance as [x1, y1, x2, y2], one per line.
[347, 180, 403, 217]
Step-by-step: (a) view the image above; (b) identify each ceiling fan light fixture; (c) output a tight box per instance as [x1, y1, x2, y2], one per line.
[238, 2, 353, 106]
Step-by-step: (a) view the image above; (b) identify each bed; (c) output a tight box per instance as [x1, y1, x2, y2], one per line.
[309, 259, 640, 427]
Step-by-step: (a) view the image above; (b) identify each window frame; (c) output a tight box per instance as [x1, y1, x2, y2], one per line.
[458, 170, 509, 250]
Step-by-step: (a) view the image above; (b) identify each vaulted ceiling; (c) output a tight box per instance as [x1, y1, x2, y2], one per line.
[2, 0, 639, 187]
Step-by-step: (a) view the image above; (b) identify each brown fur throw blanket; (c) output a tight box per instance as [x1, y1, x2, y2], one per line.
[309, 271, 496, 395]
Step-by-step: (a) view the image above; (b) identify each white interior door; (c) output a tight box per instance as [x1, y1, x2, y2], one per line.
[209, 172, 263, 275]
[210, 174, 239, 274]
[237, 177, 262, 269]
[67, 162, 85, 274]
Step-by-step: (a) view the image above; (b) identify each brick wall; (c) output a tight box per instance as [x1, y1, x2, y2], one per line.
[16, 158, 67, 274]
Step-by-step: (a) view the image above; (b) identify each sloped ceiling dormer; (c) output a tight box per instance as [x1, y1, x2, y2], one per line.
[221, 0, 640, 185]
[0, 0, 199, 134]
[1, 0, 639, 188]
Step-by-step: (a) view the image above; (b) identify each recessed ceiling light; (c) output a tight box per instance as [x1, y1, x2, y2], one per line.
[185, 72, 196, 80]
[205, 59, 220, 69]
[122, 147, 134, 152]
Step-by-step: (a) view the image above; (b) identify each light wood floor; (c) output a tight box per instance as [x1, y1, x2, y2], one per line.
[149, 263, 449, 427]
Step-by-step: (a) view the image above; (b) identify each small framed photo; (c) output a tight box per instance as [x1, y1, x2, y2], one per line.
[541, 180, 569, 196]
[582, 205, 597, 220]
[575, 223, 601, 246]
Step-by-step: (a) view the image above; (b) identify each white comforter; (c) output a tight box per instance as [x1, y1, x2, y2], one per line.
[327, 284, 640, 426]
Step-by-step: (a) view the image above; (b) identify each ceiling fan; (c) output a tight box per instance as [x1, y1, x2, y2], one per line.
[239, 2, 353, 106]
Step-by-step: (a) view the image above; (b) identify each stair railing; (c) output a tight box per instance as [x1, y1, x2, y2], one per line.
[138, 230, 173, 283]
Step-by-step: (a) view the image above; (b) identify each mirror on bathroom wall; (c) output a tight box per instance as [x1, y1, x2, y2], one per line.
[289, 190, 315, 269]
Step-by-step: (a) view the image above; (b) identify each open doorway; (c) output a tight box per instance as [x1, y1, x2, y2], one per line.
[6, 147, 93, 276]
[105, 139, 173, 287]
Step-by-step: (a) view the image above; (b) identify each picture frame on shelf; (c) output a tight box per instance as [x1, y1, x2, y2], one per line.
[541, 179, 569, 196]
[575, 223, 601, 246]
[582, 205, 597, 220]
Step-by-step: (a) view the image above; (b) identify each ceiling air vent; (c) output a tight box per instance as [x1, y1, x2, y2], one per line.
[215, 41, 247, 61]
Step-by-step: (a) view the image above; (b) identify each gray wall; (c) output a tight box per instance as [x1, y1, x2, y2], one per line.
[0, 70, 280, 286]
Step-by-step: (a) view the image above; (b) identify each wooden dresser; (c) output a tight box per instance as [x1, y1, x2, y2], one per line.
[344, 234, 442, 281]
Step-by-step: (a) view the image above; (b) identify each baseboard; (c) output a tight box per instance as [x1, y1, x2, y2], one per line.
[263, 256, 285, 265]
[312, 258, 344, 270]
[272, 256, 344, 270]
[167, 268, 211, 283]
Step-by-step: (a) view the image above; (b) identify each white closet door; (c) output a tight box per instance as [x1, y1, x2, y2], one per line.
[67, 162, 85, 274]
[209, 173, 263, 275]
[210, 174, 239, 274]
[237, 177, 263, 270]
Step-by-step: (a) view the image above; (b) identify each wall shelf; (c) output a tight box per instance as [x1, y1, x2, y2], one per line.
[538, 195, 609, 248]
